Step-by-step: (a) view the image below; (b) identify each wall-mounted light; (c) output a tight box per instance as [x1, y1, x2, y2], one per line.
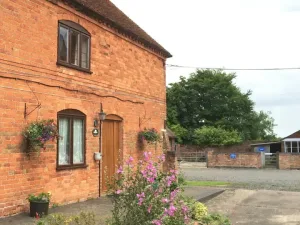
[99, 103, 106, 121]
[94, 119, 99, 127]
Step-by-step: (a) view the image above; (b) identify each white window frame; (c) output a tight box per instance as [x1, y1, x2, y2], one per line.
[283, 138, 300, 153]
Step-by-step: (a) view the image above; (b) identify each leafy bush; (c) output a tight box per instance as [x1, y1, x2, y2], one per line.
[168, 124, 188, 144]
[200, 213, 231, 225]
[23, 119, 59, 153]
[27, 192, 51, 203]
[192, 202, 208, 221]
[106, 152, 190, 225]
[194, 126, 242, 146]
[36, 212, 96, 225]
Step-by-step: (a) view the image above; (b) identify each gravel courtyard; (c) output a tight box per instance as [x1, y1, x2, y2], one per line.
[182, 167, 300, 191]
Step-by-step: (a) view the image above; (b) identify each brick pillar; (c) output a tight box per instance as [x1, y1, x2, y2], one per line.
[206, 150, 213, 168]
[163, 151, 177, 172]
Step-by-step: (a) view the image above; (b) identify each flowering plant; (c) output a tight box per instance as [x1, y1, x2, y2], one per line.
[106, 152, 190, 225]
[23, 120, 59, 153]
[27, 192, 51, 203]
[138, 128, 161, 144]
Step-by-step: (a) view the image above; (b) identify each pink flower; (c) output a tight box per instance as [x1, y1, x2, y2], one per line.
[152, 220, 162, 225]
[181, 205, 188, 213]
[170, 189, 179, 201]
[126, 156, 134, 165]
[167, 204, 177, 216]
[143, 151, 152, 161]
[158, 154, 166, 162]
[117, 166, 123, 174]
[137, 192, 145, 205]
[147, 205, 152, 213]
[115, 190, 122, 194]
[162, 198, 169, 203]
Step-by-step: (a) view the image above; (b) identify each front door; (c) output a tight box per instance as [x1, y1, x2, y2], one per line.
[101, 118, 121, 192]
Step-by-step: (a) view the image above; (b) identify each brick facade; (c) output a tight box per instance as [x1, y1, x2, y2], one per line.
[0, 0, 168, 217]
[207, 151, 262, 168]
[278, 153, 300, 170]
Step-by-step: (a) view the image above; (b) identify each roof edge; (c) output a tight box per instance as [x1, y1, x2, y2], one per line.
[59, 0, 172, 58]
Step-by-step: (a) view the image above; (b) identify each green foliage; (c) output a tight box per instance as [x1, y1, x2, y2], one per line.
[138, 128, 160, 143]
[200, 213, 231, 225]
[167, 69, 277, 144]
[36, 212, 96, 225]
[23, 120, 59, 153]
[194, 126, 242, 146]
[177, 172, 187, 186]
[168, 124, 188, 144]
[192, 202, 208, 221]
[27, 192, 51, 203]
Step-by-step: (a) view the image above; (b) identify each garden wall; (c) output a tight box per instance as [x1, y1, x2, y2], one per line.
[207, 151, 262, 168]
[278, 153, 300, 169]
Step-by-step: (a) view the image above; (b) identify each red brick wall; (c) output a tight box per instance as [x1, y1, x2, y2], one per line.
[176, 143, 252, 160]
[0, 0, 167, 217]
[178, 142, 252, 154]
[278, 153, 300, 169]
[207, 151, 262, 168]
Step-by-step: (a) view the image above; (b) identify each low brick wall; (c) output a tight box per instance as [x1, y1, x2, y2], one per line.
[207, 151, 262, 168]
[278, 153, 300, 169]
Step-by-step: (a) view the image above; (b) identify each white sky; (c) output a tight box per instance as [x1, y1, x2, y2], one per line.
[111, 0, 300, 137]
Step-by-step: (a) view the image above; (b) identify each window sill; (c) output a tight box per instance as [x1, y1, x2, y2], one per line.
[56, 164, 88, 171]
[56, 61, 93, 74]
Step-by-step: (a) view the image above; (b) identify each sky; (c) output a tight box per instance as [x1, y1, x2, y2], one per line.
[111, 0, 300, 137]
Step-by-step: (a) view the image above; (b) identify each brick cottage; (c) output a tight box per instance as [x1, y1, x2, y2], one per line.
[0, 0, 171, 216]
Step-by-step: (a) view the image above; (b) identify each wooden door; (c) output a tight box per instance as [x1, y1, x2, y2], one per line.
[101, 119, 121, 192]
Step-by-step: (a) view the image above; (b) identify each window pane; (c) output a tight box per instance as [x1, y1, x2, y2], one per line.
[59, 26, 69, 62]
[73, 119, 84, 164]
[81, 35, 90, 69]
[58, 118, 70, 165]
[70, 30, 79, 66]
[292, 142, 297, 147]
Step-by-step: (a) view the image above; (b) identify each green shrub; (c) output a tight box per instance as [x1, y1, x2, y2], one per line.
[200, 213, 231, 225]
[194, 126, 242, 146]
[192, 202, 208, 220]
[36, 212, 96, 225]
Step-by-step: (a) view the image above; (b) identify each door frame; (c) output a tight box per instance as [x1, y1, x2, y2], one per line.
[99, 114, 123, 195]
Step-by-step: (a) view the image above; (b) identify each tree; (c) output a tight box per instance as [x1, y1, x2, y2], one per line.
[194, 126, 242, 146]
[167, 69, 277, 144]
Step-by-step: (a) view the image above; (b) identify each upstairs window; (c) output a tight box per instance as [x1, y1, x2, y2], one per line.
[58, 20, 91, 72]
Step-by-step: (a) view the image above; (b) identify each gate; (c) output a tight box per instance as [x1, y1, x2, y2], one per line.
[177, 151, 206, 162]
[264, 153, 277, 168]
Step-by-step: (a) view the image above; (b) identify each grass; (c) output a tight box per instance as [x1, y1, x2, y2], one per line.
[185, 180, 231, 187]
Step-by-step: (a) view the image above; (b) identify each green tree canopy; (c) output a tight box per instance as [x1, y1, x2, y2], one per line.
[194, 126, 242, 146]
[167, 69, 277, 144]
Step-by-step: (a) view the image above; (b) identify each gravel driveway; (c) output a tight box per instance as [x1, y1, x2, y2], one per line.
[182, 168, 300, 191]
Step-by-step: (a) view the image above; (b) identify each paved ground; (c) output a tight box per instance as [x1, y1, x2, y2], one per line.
[0, 187, 222, 225]
[182, 167, 300, 191]
[0, 197, 112, 225]
[206, 189, 300, 225]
